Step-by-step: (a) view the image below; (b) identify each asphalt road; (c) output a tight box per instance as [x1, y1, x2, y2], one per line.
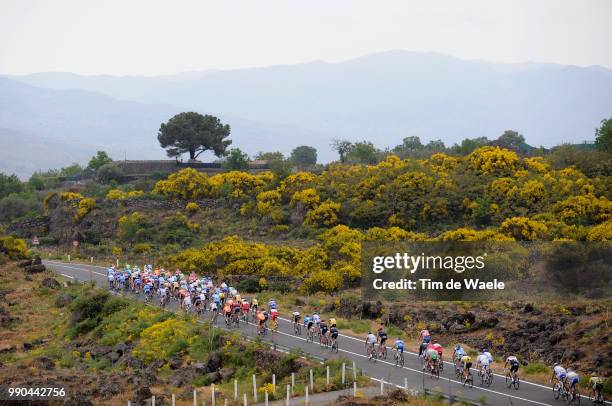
[44, 260, 605, 406]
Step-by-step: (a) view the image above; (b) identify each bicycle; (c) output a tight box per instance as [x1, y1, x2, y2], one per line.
[306, 327, 314, 343]
[461, 369, 474, 388]
[553, 380, 568, 401]
[330, 337, 338, 353]
[479, 366, 493, 387]
[567, 385, 581, 405]
[367, 344, 378, 362]
[394, 349, 405, 367]
[592, 385, 605, 405]
[293, 322, 301, 335]
[505, 370, 520, 390]
[379, 344, 387, 360]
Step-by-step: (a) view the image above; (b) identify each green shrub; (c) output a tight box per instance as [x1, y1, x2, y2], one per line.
[523, 362, 549, 375]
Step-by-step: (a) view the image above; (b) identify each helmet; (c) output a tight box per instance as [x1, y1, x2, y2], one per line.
[455, 344, 461, 350]
[368, 331, 372, 335]
[554, 363, 560, 367]
[482, 348, 488, 353]
[433, 340, 438, 344]
[397, 337, 401, 340]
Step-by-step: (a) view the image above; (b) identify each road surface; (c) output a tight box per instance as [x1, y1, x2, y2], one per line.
[44, 260, 603, 406]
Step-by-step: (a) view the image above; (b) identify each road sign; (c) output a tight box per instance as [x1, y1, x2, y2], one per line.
[32, 237, 40, 246]
[72, 240, 79, 247]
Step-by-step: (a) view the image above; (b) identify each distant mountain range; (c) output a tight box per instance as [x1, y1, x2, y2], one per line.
[2, 50, 612, 178]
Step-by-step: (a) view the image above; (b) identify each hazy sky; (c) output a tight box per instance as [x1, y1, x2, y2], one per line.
[2, 0, 611, 75]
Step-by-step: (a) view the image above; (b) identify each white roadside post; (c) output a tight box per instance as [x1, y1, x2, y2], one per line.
[152, 396, 156, 406]
[285, 384, 290, 406]
[234, 379, 238, 401]
[326, 365, 330, 386]
[265, 391, 269, 406]
[404, 377, 408, 389]
[291, 372, 295, 395]
[353, 382, 357, 397]
[305, 386, 309, 406]
[68, 254, 71, 262]
[380, 379, 384, 395]
[224, 400, 227, 406]
[243, 393, 247, 406]
[172, 394, 176, 406]
[352, 361, 356, 381]
[128, 401, 131, 406]
[309, 369, 313, 391]
[342, 363, 345, 386]
[252, 374, 257, 402]
[272, 374, 276, 393]
[90, 256, 93, 263]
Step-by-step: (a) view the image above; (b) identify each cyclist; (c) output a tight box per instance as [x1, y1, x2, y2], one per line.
[461, 354, 473, 379]
[392, 337, 405, 363]
[425, 346, 439, 372]
[182, 293, 192, 312]
[588, 376, 605, 401]
[312, 313, 321, 337]
[504, 354, 520, 381]
[431, 340, 444, 369]
[143, 280, 153, 302]
[193, 292, 202, 314]
[107, 268, 115, 289]
[223, 302, 232, 323]
[329, 324, 339, 348]
[268, 307, 278, 331]
[241, 299, 250, 319]
[250, 298, 258, 312]
[292, 310, 301, 332]
[419, 328, 430, 357]
[566, 368, 579, 394]
[551, 363, 567, 388]
[365, 331, 377, 357]
[268, 298, 277, 312]
[319, 319, 329, 345]
[453, 344, 466, 366]
[377, 327, 388, 358]
[477, 349, 492, 376]
[304, 314, 312, 329]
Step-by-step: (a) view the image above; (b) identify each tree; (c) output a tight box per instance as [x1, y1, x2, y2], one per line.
[451, 137, 489, 155]
[345, 141, 379, 164]
[158, 112, 231, 160]
[254, 151, 292, 178]
[290, 146, 317, 167]
[595, 117, 612, 153]
[0, 173, 23, 199]
[331, 139, 353, 163]
[87, 151, 112, 170]
[96, 163, 124, 184]
[223, 148, 250, 171]
[393, 136, 423, 153]
[495, 130, 526, 151]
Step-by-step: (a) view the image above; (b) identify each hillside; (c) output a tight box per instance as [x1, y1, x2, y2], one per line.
[9, 51, 612, 149]
[0, 78, 332, 178]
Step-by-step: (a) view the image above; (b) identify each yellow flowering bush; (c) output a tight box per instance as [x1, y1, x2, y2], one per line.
[60, 191, 84, 201]
[256, 190, 282, 216]
[587, 220, 612, 241]
[290, 188, 320, 209]
[279, 172, 318, 199]
[106, 189, 127, 200]
[153, 168, 210, 200]
[0, 235, 29, 259]
[468, 146, 519, 175]
[304, 200, 341, 227]
[499, 217, 548, 240]
[132, 318, 193, 363]
[74, 197, 96, 221]
[186, 202, 199, 213]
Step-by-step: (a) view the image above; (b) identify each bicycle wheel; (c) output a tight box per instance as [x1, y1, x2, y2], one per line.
[466, 374, 474, 388]
[554, 384, 561, 400]
[506, 373, 512, 388]
[514, 375, 520, 390]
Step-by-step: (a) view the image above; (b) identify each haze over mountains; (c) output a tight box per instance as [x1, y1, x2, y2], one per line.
[2, 50, 612, 178]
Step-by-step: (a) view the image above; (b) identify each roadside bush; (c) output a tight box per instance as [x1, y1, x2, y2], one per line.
[132, 318, 194, 363]
[0, 235, 29, 259]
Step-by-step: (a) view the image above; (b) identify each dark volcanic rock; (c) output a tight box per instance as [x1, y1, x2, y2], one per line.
[24, 264, 46, 273]
[34, 356, 55, 370]
[41, 277, 61, 289]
